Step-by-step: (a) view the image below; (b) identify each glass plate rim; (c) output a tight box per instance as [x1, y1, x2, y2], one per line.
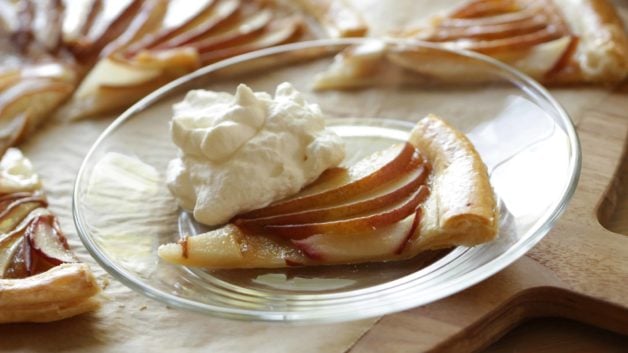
[72, 38, 581, 323]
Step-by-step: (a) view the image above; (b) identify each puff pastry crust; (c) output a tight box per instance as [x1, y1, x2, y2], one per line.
[158, 115, 498, 269]
[0, 263, 100, 324]
[408, 114, 498, 251]
[0, 149, 99, 324]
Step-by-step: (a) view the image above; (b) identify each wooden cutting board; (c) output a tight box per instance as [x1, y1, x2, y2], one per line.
[344, 84, 628, 352]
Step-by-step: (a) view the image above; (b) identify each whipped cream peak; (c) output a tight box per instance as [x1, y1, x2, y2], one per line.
[171, 84, 268, 162]
[167, 83, 345, 226]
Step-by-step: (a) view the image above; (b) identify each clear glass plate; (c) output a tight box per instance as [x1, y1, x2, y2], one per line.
[73, 38, 580, 323]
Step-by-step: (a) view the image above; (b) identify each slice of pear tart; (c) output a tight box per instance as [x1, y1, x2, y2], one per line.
[0, 148, 99, 324]
[0, 0, 367, 133]
[158, 115, 498, 269]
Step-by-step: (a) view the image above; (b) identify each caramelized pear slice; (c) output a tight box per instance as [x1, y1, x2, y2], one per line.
[190, 9, 272, 53]
[235, 160, 429, 228]
[24, 215, 76, 273]
[265, 185, 429, 239]
[152, 0, 240, 50]
[199, 16, 303, 64]
[242, 142, 417, 219]
[0, 200, 47, 234]
[73, 0, 144, 60]
[291, 212, 417, 262]
[99, 0, 169, 57]
[125, 0, 217, 53]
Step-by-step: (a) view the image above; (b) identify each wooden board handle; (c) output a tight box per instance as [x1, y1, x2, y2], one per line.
[350, 110, 628, 352]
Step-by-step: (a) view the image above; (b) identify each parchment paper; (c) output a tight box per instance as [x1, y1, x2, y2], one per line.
[0, 1, 625, 352]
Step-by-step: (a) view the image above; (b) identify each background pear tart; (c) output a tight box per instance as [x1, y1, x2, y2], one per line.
[0, 0, 367, 152]
[311, 0, 628, 87]
[158, 114, 498, 268]
[392, 0, 628, 84]
[0, 149, 99, 324]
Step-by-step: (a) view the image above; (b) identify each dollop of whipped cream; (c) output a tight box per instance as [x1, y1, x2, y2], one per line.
[167, 82, 345, 226]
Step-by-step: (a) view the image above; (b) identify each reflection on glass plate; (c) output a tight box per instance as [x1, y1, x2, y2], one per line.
[74, 39, 580, 323]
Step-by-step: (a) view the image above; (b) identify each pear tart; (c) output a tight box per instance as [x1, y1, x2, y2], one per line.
[0, 149, 99, 323]
[0, 0, 367, 136]
[158, 115, 498, 269]
[395, 0, 628, 83]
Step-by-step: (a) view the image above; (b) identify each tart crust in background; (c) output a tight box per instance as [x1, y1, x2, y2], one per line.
[0, 149, 100, 324]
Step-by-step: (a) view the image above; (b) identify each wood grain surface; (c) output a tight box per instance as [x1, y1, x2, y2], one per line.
[346, 82, 628, 353]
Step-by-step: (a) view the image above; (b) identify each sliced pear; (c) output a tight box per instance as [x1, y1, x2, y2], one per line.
[0, 236, 26, 278]
[235, 160, 428, 228]
[158, 224, 305, 268]
[544, 36, 578, 77]
[242, 143, 416, 218]
[0, 217, 31, 277]
[0, 79, 74, 134]
[0, 193, 47, 217]
[191, 9, 272, 53]
[449, 27, 563, 54]
[83, 0, 137, 42]
[387, 34, 573, 82]
[159, 0, 216, 34]
[100, 0, 169, 57]
[387, 47, 498, 83]
[426, 17, 546, 42]
[25, 215, 76, 274]
[59, 75, 165, 120]
[74, 56, 162, 97]
[0, 201, 46, 235]
[498, 35, 573, 79]
[0, 207, 50, 275]
[61, 0, 101, 44]
[158, 228, 244, 268]
[63, 48, 199, 120]
[264, 185, 429, 239]
[153, 0, 240, 50]
[73, 0, 143, 60]
[199, 16, 303, 64]
[440, 5, 540, 28]
[449, 0, 520, 19]
[0, 62, 76, 93]
[126, 0, 216, 53]
[291, 213, 415, 262]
